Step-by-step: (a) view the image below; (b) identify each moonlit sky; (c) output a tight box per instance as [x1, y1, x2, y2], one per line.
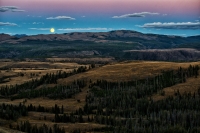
[0, 0, 200, 36]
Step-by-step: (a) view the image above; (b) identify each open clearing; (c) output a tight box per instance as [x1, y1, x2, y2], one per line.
[58, 61, 200, 83]
[16, 117, 105, 133]
[152, 76, 200, 101]
[0, 61, 85, 87]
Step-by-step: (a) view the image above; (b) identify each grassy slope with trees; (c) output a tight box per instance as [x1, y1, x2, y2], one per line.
[0, 61, 200, 132]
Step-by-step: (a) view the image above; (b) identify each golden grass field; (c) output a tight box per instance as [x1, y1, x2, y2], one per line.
[0, 60, 200, 132]
[0, 97, 85, 113]
[16, 116, 105, 133]
[58, 61, 200, 83]
[46, 57, 114, 62]
[0, 127, 24, 133]
[0, 61, 85, 87]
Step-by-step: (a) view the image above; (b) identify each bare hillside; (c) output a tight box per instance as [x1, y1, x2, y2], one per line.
[123, 48, 200, 61]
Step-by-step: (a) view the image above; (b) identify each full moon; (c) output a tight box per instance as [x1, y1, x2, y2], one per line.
[50, 28, 55, 33]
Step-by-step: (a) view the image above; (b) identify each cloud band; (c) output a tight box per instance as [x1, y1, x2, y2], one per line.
[0, 6, 25, 12]
[112, 12, 159, 18]
[0, 22, 17, 26]
[140, 22, 200, 29]
[46, 16, 75, 20]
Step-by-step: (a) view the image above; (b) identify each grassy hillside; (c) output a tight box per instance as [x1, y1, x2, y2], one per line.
[0, 60, 200, 132]
[58, 61, 200, 83]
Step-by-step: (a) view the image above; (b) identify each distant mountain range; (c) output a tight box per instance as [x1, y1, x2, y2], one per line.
[0, 30, 200, 61]
[0, 30, 199, 49]
[13, 34, 28, 38]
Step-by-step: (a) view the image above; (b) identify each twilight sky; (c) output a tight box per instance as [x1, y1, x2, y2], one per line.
[0, 0, 200, 36]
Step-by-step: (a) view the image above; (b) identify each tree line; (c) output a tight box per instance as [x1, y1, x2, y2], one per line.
[11, 79, 86, 100]
[14, 121, 65, 133]
[0, 65, 91, 98]
[0, 103, 27, 121]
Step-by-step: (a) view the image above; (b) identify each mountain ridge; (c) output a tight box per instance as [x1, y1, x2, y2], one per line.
[0, 30, 200, 60]
[0, 30, 199, 47]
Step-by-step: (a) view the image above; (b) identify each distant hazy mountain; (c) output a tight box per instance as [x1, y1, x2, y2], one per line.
[0, 30, 199, 49]
[13, 34, 28, 38]
[0, 33, 17, 41]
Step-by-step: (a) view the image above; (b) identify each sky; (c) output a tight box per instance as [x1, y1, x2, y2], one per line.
[0, 0, 200, 36]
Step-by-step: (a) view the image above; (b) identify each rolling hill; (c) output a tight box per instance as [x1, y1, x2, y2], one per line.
[0, 30, 200, 61]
